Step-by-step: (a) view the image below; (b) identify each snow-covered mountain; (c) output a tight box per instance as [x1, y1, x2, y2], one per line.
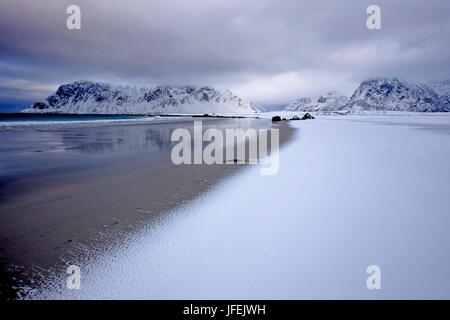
[22, 81, 259, 114]
[284, 79, 450, 113]
[344, 78, 450, 112]
[284, 92, 348, 112]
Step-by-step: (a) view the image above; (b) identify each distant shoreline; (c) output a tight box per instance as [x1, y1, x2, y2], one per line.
[0, 112, 258, 117]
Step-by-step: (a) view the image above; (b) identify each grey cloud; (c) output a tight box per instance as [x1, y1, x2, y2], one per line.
[0, 0, 449, 106]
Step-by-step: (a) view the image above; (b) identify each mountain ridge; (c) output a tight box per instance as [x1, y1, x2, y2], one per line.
[284, 92, 348, 112]
[22, 81, 259, 114]
[344, 78, 449, 112]
[284, 78, 450, 112]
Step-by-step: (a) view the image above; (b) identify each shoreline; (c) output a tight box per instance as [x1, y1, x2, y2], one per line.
[0, 118, 295, 298]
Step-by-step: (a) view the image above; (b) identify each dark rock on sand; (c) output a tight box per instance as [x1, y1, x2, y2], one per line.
[272, 116, 282, 121]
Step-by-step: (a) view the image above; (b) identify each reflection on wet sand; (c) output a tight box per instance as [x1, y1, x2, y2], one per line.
[0, 118, 268, 185]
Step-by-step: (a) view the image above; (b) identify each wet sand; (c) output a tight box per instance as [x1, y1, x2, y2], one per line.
[0, 118, 294, 298]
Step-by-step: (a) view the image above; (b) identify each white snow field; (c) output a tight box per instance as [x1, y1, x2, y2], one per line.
[28, 114, 450, 299]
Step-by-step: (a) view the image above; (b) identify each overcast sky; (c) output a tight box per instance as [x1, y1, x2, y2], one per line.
[0, 0, 449, 111]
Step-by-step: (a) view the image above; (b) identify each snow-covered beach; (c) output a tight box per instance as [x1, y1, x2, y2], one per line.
[23, 113, 450, 299]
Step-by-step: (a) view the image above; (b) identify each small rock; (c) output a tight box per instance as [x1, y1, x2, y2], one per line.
[271, 116, 282, 121]
[301, 113, 315, 120]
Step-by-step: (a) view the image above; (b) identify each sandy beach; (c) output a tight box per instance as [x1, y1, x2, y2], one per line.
[0, 117, 294, 298]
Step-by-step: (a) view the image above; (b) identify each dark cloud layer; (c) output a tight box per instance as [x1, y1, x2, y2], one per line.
[0, 0, 449, 109]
